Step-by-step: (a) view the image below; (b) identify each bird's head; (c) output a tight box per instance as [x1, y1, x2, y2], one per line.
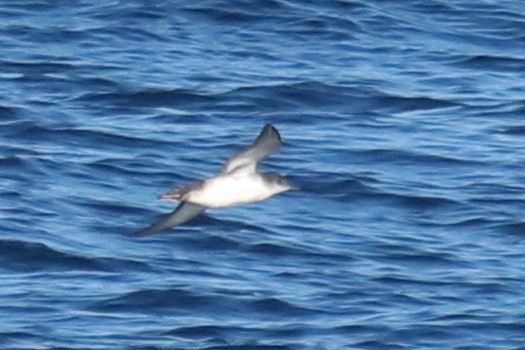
[262, 172, 298, 194]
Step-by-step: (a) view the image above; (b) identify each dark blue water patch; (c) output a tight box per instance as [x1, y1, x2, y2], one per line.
[500, 125, 525, 135]
[0, 208, 50, 234]
[276, 16, 357, 41]
[377, 250, 462, 269]
[335, 323, 390, 336]
[182, 0, 287, 24]
[460, 102, 525, 120]
[390, 292, 435, 307]
[387, 324, 453, 344]
[0, 1, 72, 12]
[148, 111, 214, 125]
[496, 222, 525, 236]
[0, 239, 101, 272]
[463, 182, 525, 197]
[7, 68, 124, 100]
[76, 88, 216, 109]
[82, 1, 169, 20]
[247, 242, 309, 257]
[375, 93, 460, 113]
[88, 159, 188, 187]
[263, 325, 312, 340]
[457, 319, 525, 334]
[170, 324, 306, 350]
[249, 297, 317, 317]
[296, 175, 379, 202]
[247, 241, 356, 266]
[459, 55, 525, 72]
[4, 204, 58, 223]
[6, 121, 166, 150]
[0, 155, 30, 171]
[374, 274, 451, 288]
[0, 104, 20, 121]
[0, 331, 39, 346]
[1, 304, 60, 319]
[407, 0, 457, 13]
[352, 339, 406, 350]
[352, 149, 482, 167]
[0, 239, 150, 273]
[189, 345, 292, 350]
[78, 198, 148, 217]
[313, 174, 463, 210]
[116, 8, 167, 21]
[0, 59, 77, 75]
[88, 25, 168, 44]
[166, 325, 228, 339]
[219, 81, 458, 113]
[439, 320, 525, 341]
[41, 58, 122, 76]
[470, 280, 516, 296]
[77, 76, 123, 91]
[90, 288, 236, 315]
[0, 155, 58, 180]
[391, 193, 461, 210]
[183, 6, 269, 24]
[433, 312, 492, 322]
[0, 190, 21, 201]
[92, 288, 318, 323]
[3, 24, 88, 44]
[440, 217, 498, 228]
[470, 198, 525, 212]
[74, 80, 459, 115]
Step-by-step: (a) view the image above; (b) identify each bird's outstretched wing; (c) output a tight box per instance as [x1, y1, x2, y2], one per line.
[136, 202, 206, 236]
[222, 124, 281, 174]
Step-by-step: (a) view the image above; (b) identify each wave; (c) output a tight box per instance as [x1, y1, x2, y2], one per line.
[0, 239, 150, 272]
[91, 286, 317, 319]
[459, 55, 525, 72]
[501, 124, 525, 135]
[6, 121, 165, 149]
[351, 148, 481, 166]
[76, 88, 216, 109]
[0, 104, 20, 121]
[497, 222, 525, 236]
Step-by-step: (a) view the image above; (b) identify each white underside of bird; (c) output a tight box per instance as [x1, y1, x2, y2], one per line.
[137, 124, 294, 235]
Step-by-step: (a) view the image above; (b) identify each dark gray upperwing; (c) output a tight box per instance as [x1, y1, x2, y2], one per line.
[136, 202, 206, 236]
[222, 124, 281, 174]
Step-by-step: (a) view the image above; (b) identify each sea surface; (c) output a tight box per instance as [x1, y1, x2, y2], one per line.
[1, 1, 525, 349]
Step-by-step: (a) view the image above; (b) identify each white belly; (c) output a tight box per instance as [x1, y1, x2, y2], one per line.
[185, 174, 273, 208]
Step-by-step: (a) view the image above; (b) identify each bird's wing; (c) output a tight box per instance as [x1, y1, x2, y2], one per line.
[221, 124, 281, 174]
[136, 202, 206, 236]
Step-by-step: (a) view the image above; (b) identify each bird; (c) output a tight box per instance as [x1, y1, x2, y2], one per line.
[137, 124, 294, 235]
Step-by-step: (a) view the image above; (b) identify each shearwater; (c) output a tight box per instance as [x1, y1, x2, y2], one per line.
[138, 124, 294, 235]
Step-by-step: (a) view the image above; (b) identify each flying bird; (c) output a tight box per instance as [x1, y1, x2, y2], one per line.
[137, 124, 294, 235]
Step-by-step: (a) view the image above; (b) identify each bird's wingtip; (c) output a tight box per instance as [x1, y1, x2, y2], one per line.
[261, 123, 281, 143]
[134, 226, 157, 236]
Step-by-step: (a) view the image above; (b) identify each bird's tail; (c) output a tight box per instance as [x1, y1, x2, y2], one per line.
[158, 188, 182, 201]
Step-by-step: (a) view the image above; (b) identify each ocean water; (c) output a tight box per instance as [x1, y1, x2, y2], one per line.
[1, 0, 525, 349]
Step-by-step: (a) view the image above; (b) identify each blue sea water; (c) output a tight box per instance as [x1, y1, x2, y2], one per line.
[1, 0, 525, 349]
